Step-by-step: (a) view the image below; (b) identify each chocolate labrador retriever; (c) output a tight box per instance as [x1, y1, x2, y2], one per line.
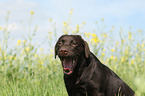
[55, 35, 135, 96]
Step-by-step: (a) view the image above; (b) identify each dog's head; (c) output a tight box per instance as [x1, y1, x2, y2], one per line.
[55, 35, 90, 75]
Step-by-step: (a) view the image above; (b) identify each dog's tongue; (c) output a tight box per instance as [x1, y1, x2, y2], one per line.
[62, 58, 75, 75]
[62, 58, 73, 70]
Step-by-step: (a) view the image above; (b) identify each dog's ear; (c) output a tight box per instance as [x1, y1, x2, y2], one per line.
[54, 43, 57, 59]
[77, 35, 90, 58]
[54, 40, 59, 59]
[84, 41, 90, 58]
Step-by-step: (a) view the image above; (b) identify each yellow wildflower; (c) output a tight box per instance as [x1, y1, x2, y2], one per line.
[49, 53, 53, 58]
[63, 22, 67, 26]
[104, 34, 108, 38]
[17, 40, 21, 46]
[112, 26, 115, 30]
[91, 34, 100, 44]
[101, 18, 104, 21]
[80, 22, 85, 27]
[137, 29, 142, 32]
[128, 31, 133, 40]
[62, 27, 68, 34]
[34, 54, 38, 58]
[72, 30, 75, 33]
[110, 56, 114, 60]
[22, 50, 25, 54]
[67, 20, 70, 24]
[141, 44, 144, 48]
[124, 49, 128, 54]
[101, 52, 105, 56]
[131, 59, 134, 65]
[69, 11, 73, 14]
[84, 33, 91, 38]
[116, 41, 119, 45]
[4, 55, 6, 60]
[40, 48, 44, 51]
[91, 38, 99, 43]
[23, 40, 27, 44]
[25, 47, 30, 52]
[76, 25, 79, 28]
[83, 22, 86, 25]
[122, 39, 125, 43]
[0, 44, 1, 52]
[50, 49, 53, 53]
[66, 26, 69, 30]
[0, 27, 2, 30]
[76, 25, 79, 33]
[63, 30, 68, 34]
[9, 56, 16, 60]
[69, 8, 73, 14]
[48, 31, 52, 35]
[121, 57, 125, 62]
[76, 29, 79, 33]
[7, 11, 10, 14]
[136, 43, 139, 48]
[30, 11, 34, 15]
[91, 33, 96, 37]
[39, 61, 43, 65]
[111, 49, 115, 52]
[107, 58, 109, 62]
[114, 57, 118, 62]
[13, 57, 16, 60]
[103, 49, 106, 51]
[9, 56, 13, 60]
[49, 18, 52, 22]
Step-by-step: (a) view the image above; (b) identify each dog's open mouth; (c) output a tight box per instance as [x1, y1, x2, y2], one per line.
[60, 57, 78, 75]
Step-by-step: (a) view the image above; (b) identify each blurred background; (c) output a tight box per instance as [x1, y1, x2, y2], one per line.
[0, 0, 145, 40]
[0, 0, 145, 96]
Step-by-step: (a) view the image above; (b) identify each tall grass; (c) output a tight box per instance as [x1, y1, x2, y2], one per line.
[0, 11, 145, 96]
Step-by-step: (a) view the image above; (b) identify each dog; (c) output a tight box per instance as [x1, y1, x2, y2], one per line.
[55, 35, 135, 96]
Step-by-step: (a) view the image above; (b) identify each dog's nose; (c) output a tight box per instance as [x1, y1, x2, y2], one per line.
[59, 49, 68, 55]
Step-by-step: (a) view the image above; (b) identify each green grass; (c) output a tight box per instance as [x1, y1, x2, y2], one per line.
[0, 11, 145, 96]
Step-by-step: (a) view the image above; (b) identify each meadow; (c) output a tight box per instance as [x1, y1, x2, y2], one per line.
[0, 11, 145, 96]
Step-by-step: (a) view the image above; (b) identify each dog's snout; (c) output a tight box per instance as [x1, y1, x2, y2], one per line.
[59, 48, 68, 55]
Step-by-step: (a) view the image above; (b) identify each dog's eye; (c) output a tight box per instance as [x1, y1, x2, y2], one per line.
[58, 42, 63, 46]
[71, 42, 78, 46]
